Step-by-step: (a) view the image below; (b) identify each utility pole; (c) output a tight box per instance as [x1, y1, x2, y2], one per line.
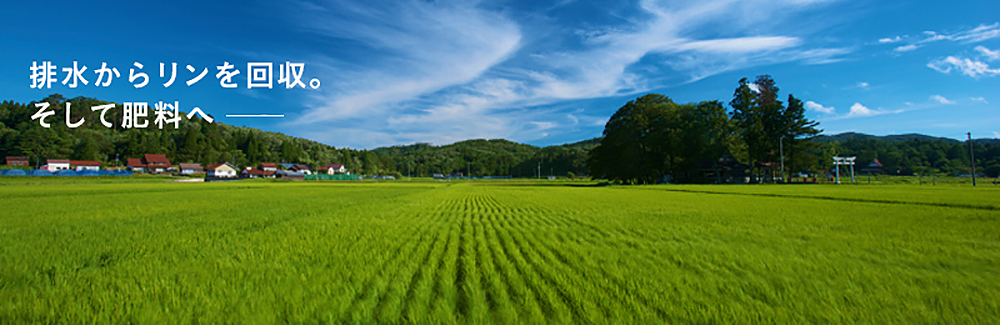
[537, 160, 541, 180]
[468, 161, 471, 179]
[780, 137, 784, 184]
[116, 153, 120, 171]
[407, 159, 411, 181]
[969, 132, 977, 186]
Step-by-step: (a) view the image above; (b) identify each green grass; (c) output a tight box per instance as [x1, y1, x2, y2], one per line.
[1, 179, 998, 323]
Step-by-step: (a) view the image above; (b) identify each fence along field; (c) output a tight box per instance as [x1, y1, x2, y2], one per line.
[1, 180, 998, 323]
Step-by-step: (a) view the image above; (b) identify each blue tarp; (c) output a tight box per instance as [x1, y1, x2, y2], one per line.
[0, 169, 27, 176]
[27, 169, 53, 176]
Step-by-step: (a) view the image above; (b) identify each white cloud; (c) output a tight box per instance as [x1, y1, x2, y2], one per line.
[977, 46, 1000, 61]
[847, 102, 875, 117]
[930, 94, 955, 105]
[971, 97, 988, 104]
[805, 100, 835, 114]
[878, 36, 902, 43]
[857, 82, 869, 89]
[928, 56, 1000, 77]
[894, 44, 919, 52]
[837, 102, 905, 119]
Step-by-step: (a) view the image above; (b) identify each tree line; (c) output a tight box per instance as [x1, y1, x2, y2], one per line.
[3, 88, 997, 180]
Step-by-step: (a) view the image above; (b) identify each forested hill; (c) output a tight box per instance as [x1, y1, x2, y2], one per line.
[0, 94, 592, 177]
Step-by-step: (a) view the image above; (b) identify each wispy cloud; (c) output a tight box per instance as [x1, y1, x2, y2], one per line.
[971, 97, 989, 104]
[856, 82, 869, 89]
[922, 23, 1000, 44]
[282, 0, 851, 147]
[977, 46, 1000, 61]
[929, 94, 955, 105]
[894, 44, 919, 52]
[878, 36, 902, 43]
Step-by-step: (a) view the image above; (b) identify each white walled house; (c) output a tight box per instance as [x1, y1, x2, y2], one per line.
[46, 159, 71, 172]
[206, 162, 238, 178]
[323, 163, 347, 174]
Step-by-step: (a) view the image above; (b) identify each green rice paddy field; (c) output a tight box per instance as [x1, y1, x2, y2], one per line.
[1, 179, 998, 323]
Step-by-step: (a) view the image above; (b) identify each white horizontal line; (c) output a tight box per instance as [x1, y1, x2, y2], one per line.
[225, 114, 285, 118]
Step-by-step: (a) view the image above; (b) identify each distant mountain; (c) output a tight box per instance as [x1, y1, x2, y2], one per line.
[814, 132, 998, 145]
[814, 132, 959, 143]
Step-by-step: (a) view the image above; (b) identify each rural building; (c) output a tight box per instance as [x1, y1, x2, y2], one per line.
[126, 158, 146, 173]
[206, 163, 238, 178]
[275, 170, 305, 181]
[143, 154, 172, 173]
[259, 163, 279, 172]
[5, 156, 29, 166]
[46, 159, 71, 172]
[860, 159, 883, 174]
[240, 166, 276, 178]
[178, 163, 205, 175]
[323, 163, 347, 174]
[70, 160, 101, 171]
[290, 164, 312, 174]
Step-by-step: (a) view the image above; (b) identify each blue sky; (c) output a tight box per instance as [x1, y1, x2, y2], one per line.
[2, 0, 998, 148]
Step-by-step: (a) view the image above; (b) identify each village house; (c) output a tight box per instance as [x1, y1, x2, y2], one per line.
[206, 163, 238, 178]
[240, 166, 276, 178]
[70, 160, 101, 171]
[322, 163, 347, 174]
[46, 159, 71, 172]
[143, 154, 172, 173]
[126, 158, 146, 173]
[178, 163, 205, 175]
[259, 163, 279, 172]
[289, 164, 312, 174]
[5, 156, 29, 167]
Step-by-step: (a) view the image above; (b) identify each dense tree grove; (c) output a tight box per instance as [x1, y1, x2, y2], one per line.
[589, 76, 823, 184]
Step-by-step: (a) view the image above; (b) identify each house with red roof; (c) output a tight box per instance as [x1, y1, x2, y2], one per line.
[70, 160, 101, 171]
[5, 156, 28, 167]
